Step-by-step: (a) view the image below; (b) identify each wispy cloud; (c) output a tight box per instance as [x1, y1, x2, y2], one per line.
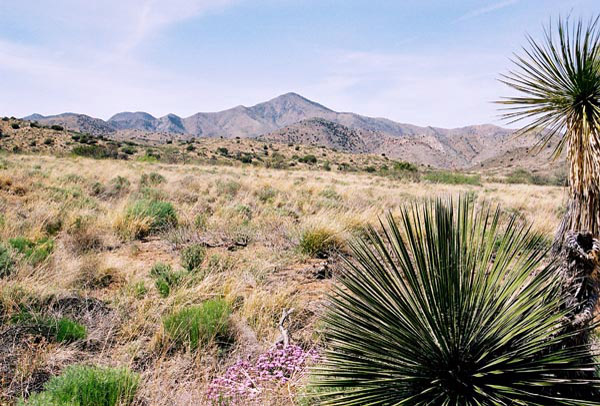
[453, 0, 520, 23]
[117, 0, 239, 53]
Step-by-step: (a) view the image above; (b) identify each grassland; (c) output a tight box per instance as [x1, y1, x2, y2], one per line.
[0, 124, 568, 404]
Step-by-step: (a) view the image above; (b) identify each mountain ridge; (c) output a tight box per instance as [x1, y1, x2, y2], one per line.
[22, 92, 542, 169]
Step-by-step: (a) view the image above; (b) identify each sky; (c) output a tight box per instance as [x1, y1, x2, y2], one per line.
[0, 0, 597, 128]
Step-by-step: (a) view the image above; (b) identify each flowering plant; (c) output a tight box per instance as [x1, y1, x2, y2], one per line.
[207, 344, 318, 404]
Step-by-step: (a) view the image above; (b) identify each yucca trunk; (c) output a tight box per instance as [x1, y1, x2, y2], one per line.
[554, 123, 600, 253]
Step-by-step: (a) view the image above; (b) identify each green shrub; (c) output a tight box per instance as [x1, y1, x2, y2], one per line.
[163, 299, 231, 350]
[19, 365, 139, 406]
[55, 317, 87, 343]
[140, 172, 165, 186]
[30, 121, 40, 128]
[120, 199, 177, 239]
[9, 237, 54, 265]
[150, 262, 184, 297]
[120, 146, 137, 155]
[72, 145, 118, 159]
[217, 147, 229, 156]
[423, 170, 481, 185]
[180, 244, 206, 272]
[137, 150, 160, 163]
[11, 123, 20, 129]
[44, 137, 54, 145]
[11, 312, 86, 343]
[505, 168, 558, 186]
[299, 228, 341, 258]
[50, 124, 64, 131]
[299, 154, 317, 164]
[315, 197, 600, 404]
[393, 160, 417, 172]
[0, 243, 15, 278]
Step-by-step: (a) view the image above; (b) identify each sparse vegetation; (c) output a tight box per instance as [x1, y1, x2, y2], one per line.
[0, 127, 575, 404]
[72, 145, 118, 159]
[423, 170, 481, 185]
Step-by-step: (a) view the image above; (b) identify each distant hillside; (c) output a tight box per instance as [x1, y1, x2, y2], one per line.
[22, 92, 554, 169]
[23, 112, 116, 135]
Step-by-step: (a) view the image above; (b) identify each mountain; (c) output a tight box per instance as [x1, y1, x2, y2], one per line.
[24, 112, 116, 135]
[108, 112, 159, 131]
[22, 92, 548, 169]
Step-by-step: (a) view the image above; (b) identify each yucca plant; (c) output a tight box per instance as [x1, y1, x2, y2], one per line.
[315, 198, 599, 405]
[498, 16, 600, 248]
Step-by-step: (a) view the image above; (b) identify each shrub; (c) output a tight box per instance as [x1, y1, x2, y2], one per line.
[423, 170, 481, 185]
[140, 172, 165, 186]
[215, 180, 241, 197]
[118, 199, 177, 239]
[19, 365, 139, 406]
[0, 243, 15, 278]
[505, 168, 557, 186]
[393, 160, 417, 172]
[43, 137, 54, 145]
[11, 123, 20, 129]
[299, 154, 317, 164]
[256, 186, 278, 203]
[9, 237, 54, 265]
[30, 121, 40, 128]
[163, 299, 231, 350]
[11, 312, 86, 343]
[120, 146, 136, 155]
[217, 147, 229, 156]
[364, 165, 377, 173]
[55, 317, 87, 343]
[180, 244, 206, 272]
[239, 153, 252, 163]
[50, 124, 64, 131]
[72, 145, 118, 159]
[299, 227, 342, 258]
[299, 228, 341, 258]
[315, 197, 600, 404]
[149, 262, 184, 297]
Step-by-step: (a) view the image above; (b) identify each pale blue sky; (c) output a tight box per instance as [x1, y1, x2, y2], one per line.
[0, 0, 597, 127]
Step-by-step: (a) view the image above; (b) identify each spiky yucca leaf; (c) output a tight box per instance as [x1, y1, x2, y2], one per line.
[498, 16, 600, 236]
[315, 198, 599, 405]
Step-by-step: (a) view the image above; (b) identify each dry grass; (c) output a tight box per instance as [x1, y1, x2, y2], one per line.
[0, 151, 566, 405]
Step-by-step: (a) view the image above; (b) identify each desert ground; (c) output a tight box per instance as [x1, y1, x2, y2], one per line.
[0, 142, 566, 404]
